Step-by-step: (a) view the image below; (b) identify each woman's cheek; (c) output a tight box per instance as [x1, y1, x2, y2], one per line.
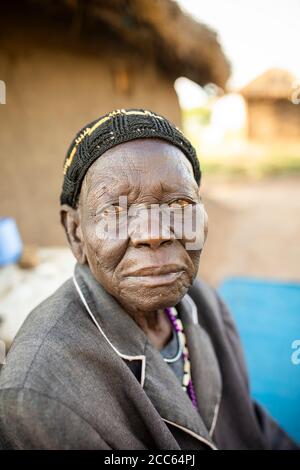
[88, 221, 129, 275]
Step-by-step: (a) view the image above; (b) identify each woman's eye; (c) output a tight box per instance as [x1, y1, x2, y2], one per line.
[169, 199, 191, 208]
[102, 205, 125, 216]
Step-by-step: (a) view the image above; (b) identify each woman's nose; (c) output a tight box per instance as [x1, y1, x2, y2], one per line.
[129, 212, 174, 249]
[131, 231, 174, 249]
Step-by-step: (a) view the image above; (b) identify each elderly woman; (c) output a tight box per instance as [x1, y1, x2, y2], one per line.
[0, 109, 297, 450]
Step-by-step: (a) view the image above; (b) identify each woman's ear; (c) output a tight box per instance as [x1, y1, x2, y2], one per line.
[60, 204, 87, 264]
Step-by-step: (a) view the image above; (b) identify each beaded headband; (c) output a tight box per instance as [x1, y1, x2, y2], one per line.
[60, 108, 201, 208]
[63, 109, 168, 176]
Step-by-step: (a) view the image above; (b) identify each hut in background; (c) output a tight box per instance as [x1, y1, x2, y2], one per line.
[240, 68, 300, 141]
[0, 0, 229, 245]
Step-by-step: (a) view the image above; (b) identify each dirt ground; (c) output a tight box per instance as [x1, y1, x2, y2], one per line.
[198, 175, 300, 287]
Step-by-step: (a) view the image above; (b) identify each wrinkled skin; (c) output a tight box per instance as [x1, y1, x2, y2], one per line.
[61, 139, 208, 350]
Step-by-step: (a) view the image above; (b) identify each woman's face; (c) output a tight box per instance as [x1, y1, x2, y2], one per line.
[74, 139, 207, 314]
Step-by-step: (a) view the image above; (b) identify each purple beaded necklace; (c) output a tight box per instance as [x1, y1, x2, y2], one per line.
[164, 307, 198, 409]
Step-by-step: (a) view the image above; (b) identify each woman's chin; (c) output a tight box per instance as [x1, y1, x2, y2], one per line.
[118, 283, 190, 313]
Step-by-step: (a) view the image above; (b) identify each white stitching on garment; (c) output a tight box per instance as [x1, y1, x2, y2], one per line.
[72, 273, 146, 387]
[163, 418, 218, 450]
[183, 293, 221, 438]
[73, 271, 218, 449]
[209, 401, 220, 437]
[183, 294, 199, 324]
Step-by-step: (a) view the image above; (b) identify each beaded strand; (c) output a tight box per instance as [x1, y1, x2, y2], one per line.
[164, 307, 198, 409]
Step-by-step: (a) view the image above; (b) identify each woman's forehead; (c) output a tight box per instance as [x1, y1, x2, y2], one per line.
[84, 139, 196, 197]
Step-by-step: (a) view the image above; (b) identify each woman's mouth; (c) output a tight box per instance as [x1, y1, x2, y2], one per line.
[123, 265, 185, 287]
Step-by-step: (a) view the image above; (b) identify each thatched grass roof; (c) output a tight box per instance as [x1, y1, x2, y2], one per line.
[240, 68, 295, 100]
[25, 0, 230, 88]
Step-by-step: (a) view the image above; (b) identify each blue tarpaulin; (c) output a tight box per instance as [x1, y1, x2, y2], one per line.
[218, 277, 300, 444]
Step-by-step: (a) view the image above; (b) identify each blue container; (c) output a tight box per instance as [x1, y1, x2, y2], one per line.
[0, 217, 23, 266]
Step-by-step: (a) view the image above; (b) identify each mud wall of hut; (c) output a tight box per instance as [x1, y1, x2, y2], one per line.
[246, 99, 300, 141]
[0, 21, 181, 246]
